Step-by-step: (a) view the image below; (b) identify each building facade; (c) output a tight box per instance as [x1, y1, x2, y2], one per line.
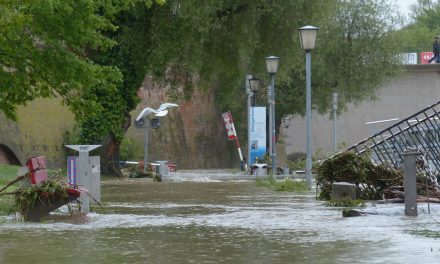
[284, 64, 440, 159]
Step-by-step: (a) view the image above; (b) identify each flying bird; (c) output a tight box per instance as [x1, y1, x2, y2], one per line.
[135, 103, 178, 122]
[157, 103, 179, 112]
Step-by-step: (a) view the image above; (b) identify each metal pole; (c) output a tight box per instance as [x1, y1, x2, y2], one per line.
[143, 121, 149, 173]
[403, 149, 420, 216]
[332, 92, 338, 153]
[268, 85, 272, 173]
[246, 74, 252, 172]
[306, 51, 312, 190]
[270, 74, 276, 176]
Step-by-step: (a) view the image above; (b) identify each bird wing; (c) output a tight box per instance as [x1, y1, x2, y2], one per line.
[156, 103, 178, 112]
[155, 110, 169, 117]
[136, 107, 158, 121]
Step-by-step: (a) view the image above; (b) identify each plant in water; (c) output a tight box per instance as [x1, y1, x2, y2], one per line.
[256, 177, 308, 192]
[324, 198, 366, 208]
[15, 178, 68, 213]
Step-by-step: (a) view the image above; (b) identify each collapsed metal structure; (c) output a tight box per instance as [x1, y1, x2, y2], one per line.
[346, 100, 440, 175]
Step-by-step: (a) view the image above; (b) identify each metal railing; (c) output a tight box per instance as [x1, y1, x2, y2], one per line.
[346, 100, 440, 174]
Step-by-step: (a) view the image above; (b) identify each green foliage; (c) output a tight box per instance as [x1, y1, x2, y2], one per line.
[287, 159, 306, 171]
[256, 177, 308, 192]
[0, 195, 17, 216]
[394, 0, 440, 54]
[0, 165, 20, 186]
[324, 198, 365, 207]
[0, 0, 120, 120]
[1, 1, 406, 174]
[119, 137, 143, 161]
[316, 152, 403, 200]
[407, 229, 440, 239]
[15, 177, 68, 213]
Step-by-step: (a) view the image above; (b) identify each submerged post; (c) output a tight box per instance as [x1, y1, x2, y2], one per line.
[403, 149, 420, 217]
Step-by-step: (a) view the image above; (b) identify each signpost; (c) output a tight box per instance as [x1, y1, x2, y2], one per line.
[222, 111, 244, 162]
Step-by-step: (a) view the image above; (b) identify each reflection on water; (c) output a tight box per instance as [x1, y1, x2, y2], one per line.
[1, 178, 440, 263]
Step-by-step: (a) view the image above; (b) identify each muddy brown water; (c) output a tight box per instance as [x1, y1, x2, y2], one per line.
[1, 177, 440, 263]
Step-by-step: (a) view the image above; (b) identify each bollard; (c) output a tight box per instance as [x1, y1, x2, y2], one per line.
[156, 160, 169, 176]
[283, 166, 290, 177]
[403, 149, 421, 217]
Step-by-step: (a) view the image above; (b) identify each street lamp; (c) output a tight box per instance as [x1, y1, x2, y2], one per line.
[298, 25, 318, 190]
[249, 77, 260, 106]
[265, 56, 279, 176]
[135, 103, 178, 173]
[284, 116, 291, 129]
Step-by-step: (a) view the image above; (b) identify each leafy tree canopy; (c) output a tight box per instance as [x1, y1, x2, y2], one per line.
[136, 0, 402, 123]
[0, 0, 163, 120]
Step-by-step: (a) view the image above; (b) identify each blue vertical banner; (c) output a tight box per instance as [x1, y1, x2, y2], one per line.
[250, 107, 267, 164]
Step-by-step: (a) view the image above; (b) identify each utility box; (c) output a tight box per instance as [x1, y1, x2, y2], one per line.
[65, 145, 101, 213]
[156, 160, 169, 176]
[67, 155, 101, 203]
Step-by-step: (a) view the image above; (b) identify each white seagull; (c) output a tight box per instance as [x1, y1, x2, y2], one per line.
[135, 103, 178, 121]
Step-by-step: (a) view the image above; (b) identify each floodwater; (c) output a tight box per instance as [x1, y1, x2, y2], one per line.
[1, 172, 440, 264]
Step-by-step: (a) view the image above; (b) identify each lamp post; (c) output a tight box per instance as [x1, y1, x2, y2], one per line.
[246, 74, 252, 172]
[298, 25, 319, 190]
[249, 77, 260, 106]
[135, 103, 178, 173]
[332, 92, 338, 153]
[265, 56, 280, 176]
[284, 116, 291, 129]
[248, 77, 260, 168]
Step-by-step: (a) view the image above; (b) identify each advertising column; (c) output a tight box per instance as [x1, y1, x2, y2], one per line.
[249, 107, 267, 164]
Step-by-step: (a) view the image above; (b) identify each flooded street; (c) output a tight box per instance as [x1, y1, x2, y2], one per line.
[1, 174, 440, 263]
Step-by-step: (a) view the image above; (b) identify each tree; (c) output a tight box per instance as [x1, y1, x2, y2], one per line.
[136, 0, 402, 137]
[396, 0, 440, 53]
[1, 0, 404, 174]
[0, 0, 122, 120]
[75, 0, 404, 174]
[0, 0, 164, 175]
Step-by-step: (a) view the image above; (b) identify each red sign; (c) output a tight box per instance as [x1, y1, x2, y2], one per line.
[222, 111, 237, 140]
[420, 52, 434, 64]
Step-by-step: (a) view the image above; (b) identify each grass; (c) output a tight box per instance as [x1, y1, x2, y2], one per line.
[0, 165, 21, 215]
[0, 165, 66, 216]
[407, 229, 440, 239]
[256, 177, 308, 192]
[0, 165, 21, 186]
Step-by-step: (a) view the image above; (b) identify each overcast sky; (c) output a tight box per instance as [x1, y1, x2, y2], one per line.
[395, 0, 418, 15]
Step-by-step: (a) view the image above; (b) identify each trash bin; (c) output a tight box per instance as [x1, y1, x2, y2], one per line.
[252, 164, 268, 176]
[155, 160, 169, 176]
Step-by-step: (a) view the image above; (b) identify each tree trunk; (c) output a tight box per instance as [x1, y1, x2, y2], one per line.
[101, 134, 122, 177]
[101, 113, 132, 177]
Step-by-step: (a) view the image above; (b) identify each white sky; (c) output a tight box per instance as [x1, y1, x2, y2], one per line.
[395, 0, 418, 16]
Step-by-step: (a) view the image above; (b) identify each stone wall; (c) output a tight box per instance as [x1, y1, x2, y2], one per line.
[125, 77, 237, 169]
[0, 98, 74, 167]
